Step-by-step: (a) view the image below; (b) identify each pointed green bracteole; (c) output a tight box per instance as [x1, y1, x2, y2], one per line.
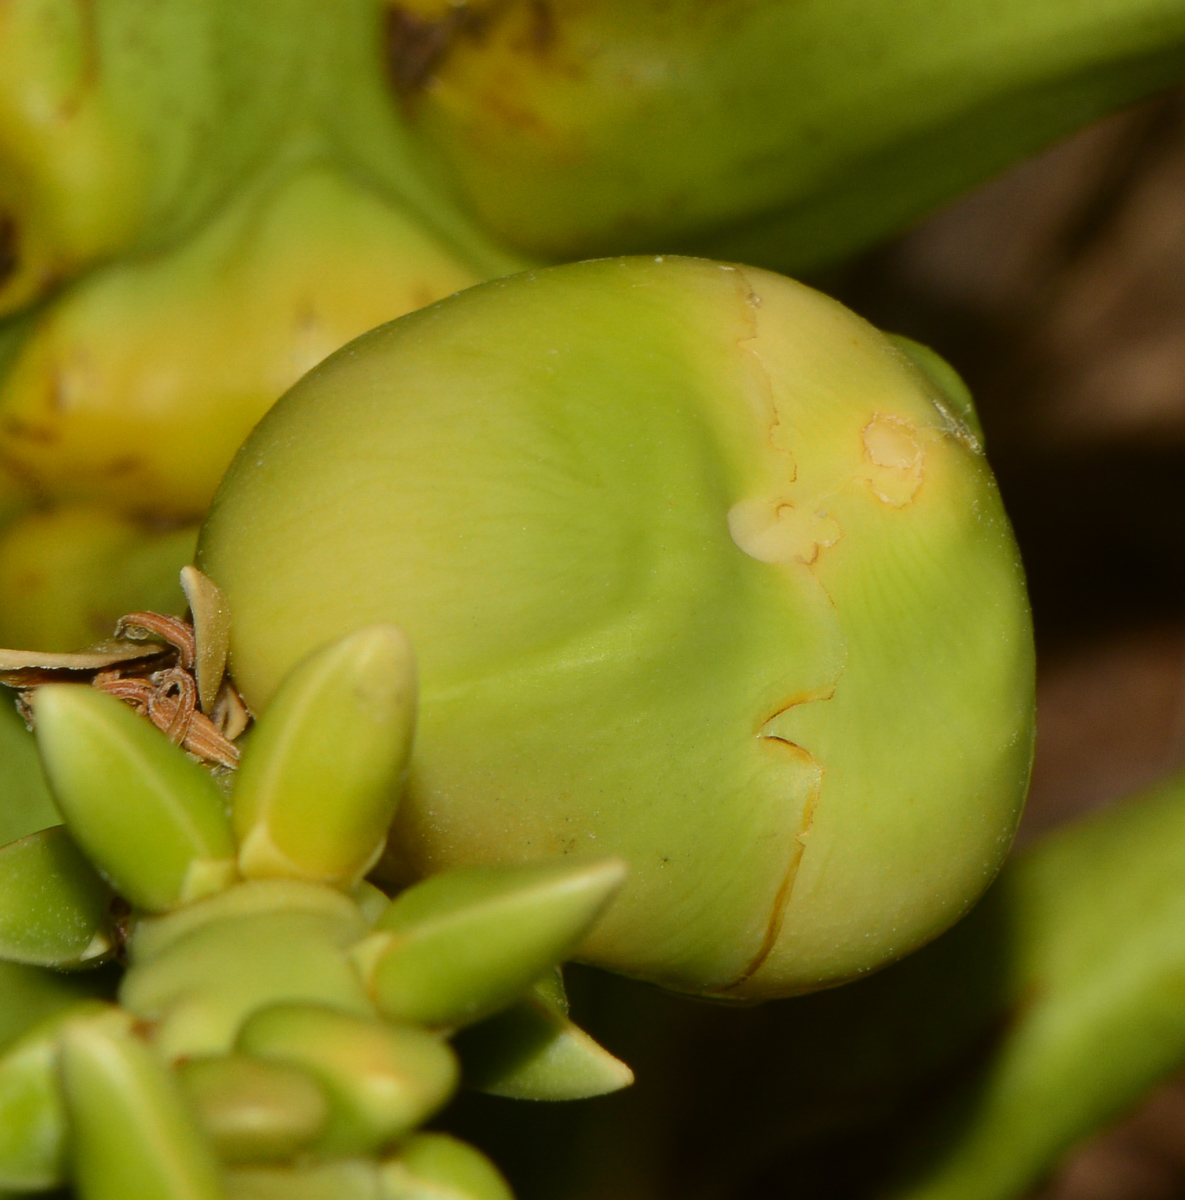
[455, 977, 634, 1101]
[352, 859, 626, 1030]
[0, 826, 115, 967]
[130, 879, 367, 966]
[33, 685, 236, 913]
[383, 1133, 515, 1200]
[234, 625, 416, 889]
[176, 1055, 330, 1165]
[236, 1003, 458, 1156]
[59, 1009, 224, 1200]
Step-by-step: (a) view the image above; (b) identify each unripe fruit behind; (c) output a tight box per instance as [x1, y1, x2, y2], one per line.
[198, 256, 1035, 999]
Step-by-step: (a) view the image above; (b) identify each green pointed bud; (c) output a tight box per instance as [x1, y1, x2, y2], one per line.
[33, 685, 236, 913]
[130, 879, 367, 966]
[225, 1160, 383, 1200]
[455, 988, 633, 1102]
[0, 826, 115, 967]
[0, 1001, 108, 1191]
[234, 626, 416, 888]
[237, 1003, 458, 1156]
[352, 859, 625, 1030]
[176, 1055, 329, 1165]
[121, 907, 373, 1063]
[383, 1133, 514, 1200]
[60, 1010, 223, 1200]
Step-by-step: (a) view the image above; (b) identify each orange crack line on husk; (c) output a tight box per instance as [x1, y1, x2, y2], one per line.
[720, 266, 842, 991]
[724, 682, 835, 991]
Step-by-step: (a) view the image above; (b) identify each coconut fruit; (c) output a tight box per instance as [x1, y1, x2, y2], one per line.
[198, 256, 1034, 999]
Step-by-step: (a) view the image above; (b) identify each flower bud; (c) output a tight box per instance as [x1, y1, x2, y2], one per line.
[34, 685, 236, 913]
[236, 1003, 458, 1156]
[175, 1055, 329, 1166]
[60, 1009, 224, 1200]
[234, 625, 417, 889]
[199, 256, 1034, 998]
[351, 859, 626, 1029]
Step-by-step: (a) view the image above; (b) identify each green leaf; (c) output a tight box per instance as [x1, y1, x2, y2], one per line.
[176, 1055, 328, 1165]
[236, 1003, 457, 1156]
[60, 1010, 224, 1200]
[0, 827, 115, 968]
[234, 626, 416, 888]
[352, 860, 626, 1029]
[34, 685, 235, 912]
[382, 1133, 515, 1200]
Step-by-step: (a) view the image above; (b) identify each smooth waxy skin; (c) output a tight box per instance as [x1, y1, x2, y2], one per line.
[200, 256, 1035, 997]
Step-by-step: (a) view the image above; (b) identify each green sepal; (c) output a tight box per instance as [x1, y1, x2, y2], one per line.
[455, 976, 633, 1101]
[176, 1055, 329, 1165]
[234, 626, 415, 888]
[0, 1001, 109, 1191]
[33, 685, 236, 913]
[0, 826, 115, 968]
[121, 904, 372, 1062]
[352, 859, 626, 1030]
[382, 1133, 515, 1200]
[224, 1160, 383, 1200]
[59, 1009, 224, 1200]
[236, 1003, 458, 1156]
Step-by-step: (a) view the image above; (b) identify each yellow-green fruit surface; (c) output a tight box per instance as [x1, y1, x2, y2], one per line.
[0, 505, 196, 651]
[198, 257, 1035, 999]
[0, 166, 482, 520]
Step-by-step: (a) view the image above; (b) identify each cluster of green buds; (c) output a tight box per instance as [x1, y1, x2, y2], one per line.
[0, 575, 631, 1199]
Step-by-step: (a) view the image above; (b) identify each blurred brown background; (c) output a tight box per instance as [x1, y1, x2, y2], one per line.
[828, 84, 1185, 1200]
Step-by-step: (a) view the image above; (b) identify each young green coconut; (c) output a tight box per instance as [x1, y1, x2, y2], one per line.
[0, 577, 632, 1200]
[197, 255, 1036, 1000]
